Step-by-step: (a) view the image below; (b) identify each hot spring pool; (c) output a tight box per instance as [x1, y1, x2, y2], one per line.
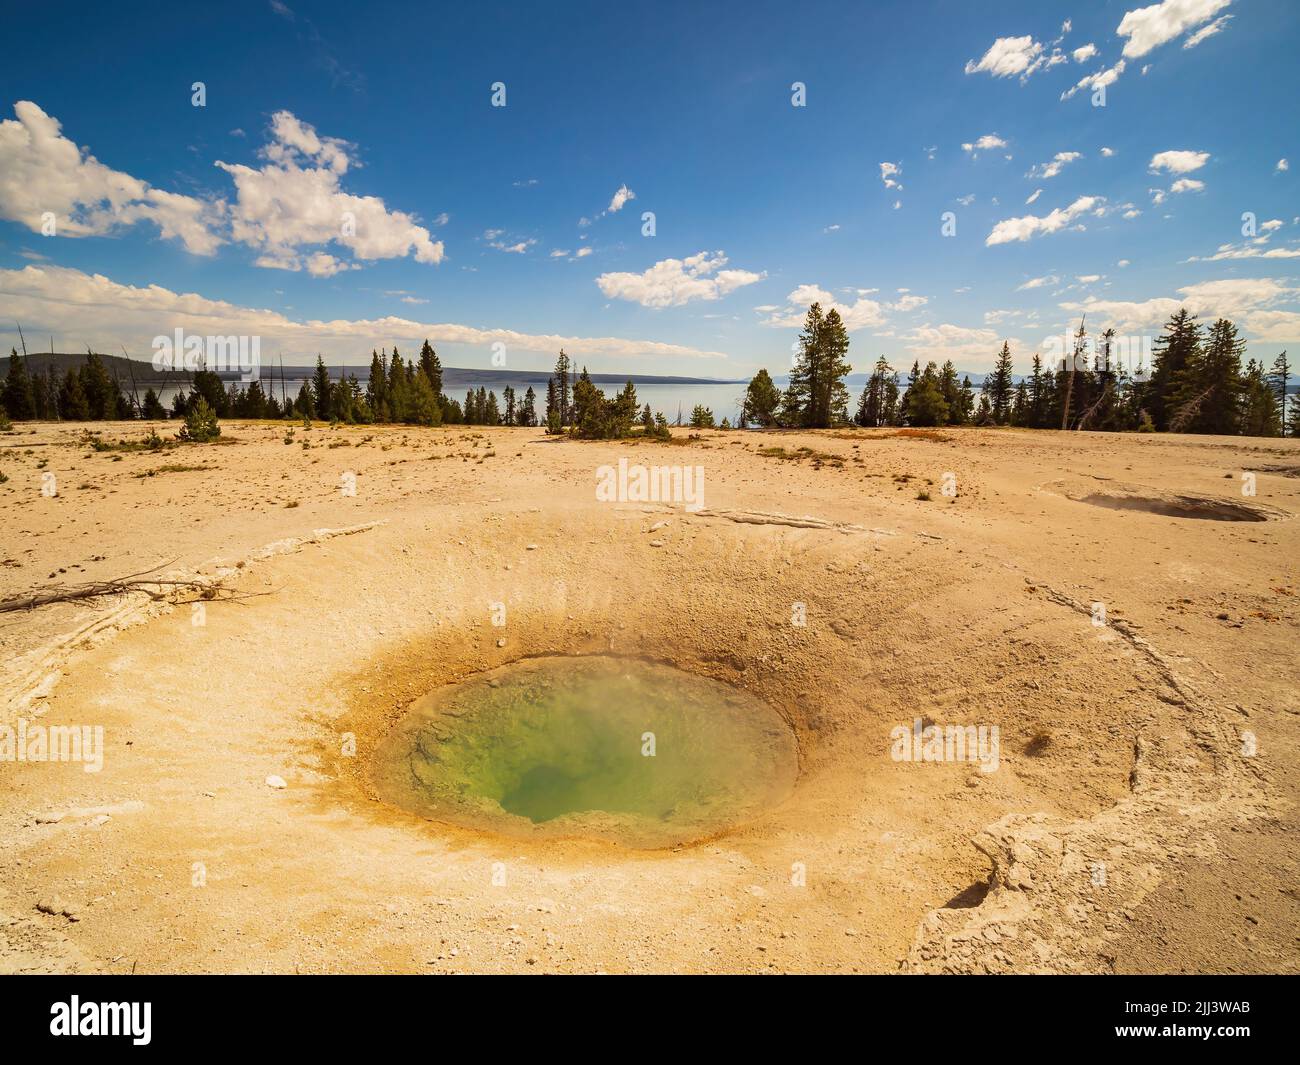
[371, 656, 799, 847]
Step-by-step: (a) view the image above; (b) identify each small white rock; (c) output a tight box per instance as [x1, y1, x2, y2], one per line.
[265, 775, 288, 790]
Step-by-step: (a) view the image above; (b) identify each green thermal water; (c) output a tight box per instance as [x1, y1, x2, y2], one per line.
[373, 656, 799, 847]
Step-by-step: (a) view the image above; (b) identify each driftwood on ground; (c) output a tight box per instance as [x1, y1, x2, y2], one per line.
[0, 561, 265, 614]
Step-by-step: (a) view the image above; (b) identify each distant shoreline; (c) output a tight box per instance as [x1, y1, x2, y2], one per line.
[0, 351, 746, 388]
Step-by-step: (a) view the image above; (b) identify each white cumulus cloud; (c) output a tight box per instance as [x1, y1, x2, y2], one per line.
[1149, 149, 1209, 174]
[0, 100, 224, 255]
[214, 111, 444, 275]
[595, 251, 764, 309]
[759, 284, 889, 332]
[1118, 0, 1233, 58]
[962, 134, 1008, 156]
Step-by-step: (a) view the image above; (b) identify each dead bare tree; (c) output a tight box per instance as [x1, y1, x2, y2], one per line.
[1061, 315, 1086, 430]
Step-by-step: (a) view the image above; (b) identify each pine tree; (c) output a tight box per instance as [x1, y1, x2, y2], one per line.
[938, 360, 961, 426]
[2, 349, 36, 420]
[484, 390, 501, 425]
[855, 356, 894, 428]
[1011, 381, 1030, 426]
[571, 369, 596, 434]
[1287, 388, 1300, 439]
[142, 387, 166, 419]
[986, 342, 1014, 425]
[742, 368, 782, 427]
[521, 385, 537, 427]
[1147, 309, 1201, 431]
[904, 362, 949, 427]
[553, 350, 571, 427]
[614, 380, 638, 435]
[690, 404, 716, 428]
[244, 379, 270, 420]
[1269, 351, 1290, 436]
[366, 349, 388, 421]
[882, 365, 901, 425]
[179, 396, 221, 442]
[294, 382, 315, 419]
[816, 308, 853, 426]
[80, 351, 117, 420]
[313, 356, 333, 421]
[1240, 358, 1281, 437]
[544, 377, 558, 432]
[190, 365, 227, 417]
[410, 373, 441, 426]
[418, 339, 443, 398]
[388, 349, 412, 423]
[59, 368, 90, 420]
[503, 385, 516, 426]
[898, 360, 920, 425]
[1027, 354, 1047, 429]
[1170, 318, 1244, 434]
[785, 302, 825, 427]
[955, 375, 975, 425]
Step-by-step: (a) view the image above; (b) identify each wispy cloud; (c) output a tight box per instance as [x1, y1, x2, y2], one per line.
[986, 196, 1106, 246]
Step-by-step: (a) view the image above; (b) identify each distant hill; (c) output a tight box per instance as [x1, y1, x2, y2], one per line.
[0, 351, 744, 388]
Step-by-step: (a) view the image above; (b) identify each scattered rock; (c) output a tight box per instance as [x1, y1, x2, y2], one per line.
[265, 775, 288, 789]
[36, 896, 78, 920]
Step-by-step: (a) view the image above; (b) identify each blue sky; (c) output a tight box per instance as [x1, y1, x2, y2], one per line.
[1, 0, 1297, 377]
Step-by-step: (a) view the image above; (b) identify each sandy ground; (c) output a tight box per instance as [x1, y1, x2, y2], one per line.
[0, 419, 1296, 974]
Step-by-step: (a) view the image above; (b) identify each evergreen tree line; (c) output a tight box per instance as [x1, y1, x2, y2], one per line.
[1, 349, 139, 422]
[0, 340, 548, 429]
[10, 309, 1290, 437]
[737, 304, 1297, 436]
[541, 349, 677, 439]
